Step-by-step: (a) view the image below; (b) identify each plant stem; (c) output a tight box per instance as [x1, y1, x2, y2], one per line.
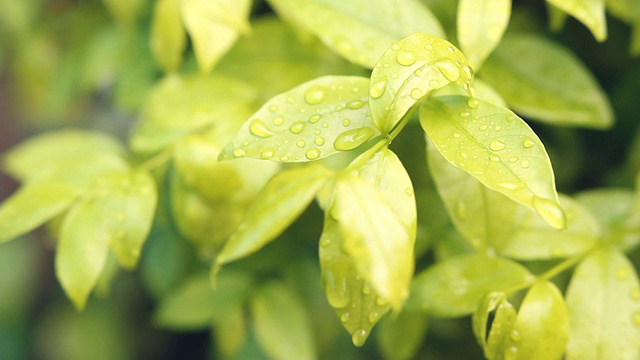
[138, 148, 173, 172]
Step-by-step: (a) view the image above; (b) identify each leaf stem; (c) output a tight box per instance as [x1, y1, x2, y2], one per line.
[137, 147, 173, 173]
[388, 104, 418, 142]
[537, 250, 591, 282]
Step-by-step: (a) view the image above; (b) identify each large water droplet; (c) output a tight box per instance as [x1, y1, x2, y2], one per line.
[273, 116, 284, 126]
[290, 121, 306, 134]
[410, 88, 423, 100]
[305, 148, 321, 160]
[467, 97, 480, 108]
[315, 137, 325, 146]
[324, 270, 351, 309]
[352, 329, 368, 347]
[396, 51, 416, 66]
[532, 196, 566, 230]
[333, 127, 376, 151]
[523, 138, 535, 148]
[309, 114, 322, 123]
[249, 119, 273, 138]
[489, 140, 506, 151]
[233, 149, 246, 157]
[370, 78, 387, 99]
[260, 148, 275, 159]
[436, 59, 460, 82]
[304, 85, 328, 105]
[346, 100, 365, 110]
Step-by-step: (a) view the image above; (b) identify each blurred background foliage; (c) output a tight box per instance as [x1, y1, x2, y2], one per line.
[0, 0, 639, 359]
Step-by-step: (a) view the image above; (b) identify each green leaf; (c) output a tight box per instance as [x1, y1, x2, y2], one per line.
[457, 0, 511, 69]
[566, 248, 640, 359]
[406, 253, 534, 317]
[546, 0, 607, 41]
[251, 282, 317, 360]
[180, 0, 251, 73]
[150, 0, 186, 73]
[319, 215, 390, 347]
[216, 163, 331, 266]
[102, 0, 148, 27]
[154, 271, 252, 331]
[421, 95, 566, 229]
[480, 33, 614, 128]
[330, 172, 413, 309]
[473, 292, 517, 360]
[376, 310, 428, 360]
[500, 281, 569, 360]
[606, 0, 640, 24]
[633, 22, 640, 56]
[0, 183, 79, 243]
[219, 76, 380, 162]
[547, 3, 569, 32]
[213, 303, 247, 358]
[369, 33, 475, 134]
[267, 0, 444, 68]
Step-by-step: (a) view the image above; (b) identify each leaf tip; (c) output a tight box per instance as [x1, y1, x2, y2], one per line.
[532, 196, 567, 230]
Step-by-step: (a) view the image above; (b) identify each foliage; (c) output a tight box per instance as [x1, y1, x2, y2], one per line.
[1, 0, 640, 359]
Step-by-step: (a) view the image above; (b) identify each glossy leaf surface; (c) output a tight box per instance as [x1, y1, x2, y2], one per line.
[267, 0, 444, 68]
[473, 292, 517, 359]
[369, 33, 474, 134]
[150, 0, 185, 73]
[481, 34, 613, 128]
[220, 76, 379, 163]
[457, 0, 511, 69]
[546, 0, 607, 41]
[421, 95, 566, 229]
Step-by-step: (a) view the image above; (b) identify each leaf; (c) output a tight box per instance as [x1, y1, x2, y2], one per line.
[150, 0, 186, 73]
[219, 76, 380, 163]
[215, 163, 331, 266]
[566, 248, 640, 359]
[369, 33, 475, 134]
[267, 0, 444, 68]
[154, 271, 252, 330]
[0, 183, 79, 243]
[546, 0, 607, 41]
[213, 303, 247, 358]
[605, 0, 640, 24]
[330, 173, 413, 309]
[406, 253, 534, 317]
[633, 22, 640, 56]
[251, 282, 317, 360]
[319, 216, 390, 347]
[480, 33, 614, 128]
[421, 95, 566, 229]
[473, 292, 517, 360]
[376, 309, 428, 360]
[180, 0, 251, 73]
[457, 0, 511, 69]
[500, 281, 569, 360]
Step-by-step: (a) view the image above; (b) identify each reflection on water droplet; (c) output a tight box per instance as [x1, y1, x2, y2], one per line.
[290, 121, 306, 134]
[273, 116, 284, 126]
[490, 155, 501, 162]
[376, 296, 388, 306]
[447, 46, 455, 54]
[304, 85, 328, 105]
[315, 137, 325, 146]
[352, 329, 368, 347]
[391, 44, 401, 51]
[490, 140, 506, 151]
[340, 312, 350, 323]
[508, 157, 518, 163]
[405, 187, 414, 196]
[510, 330, 521, 342]
[260, 148, 275, 159]
[368, 311, 380, 323]
[324, 270, 351, 309]
[499, 182, 524, 190]
[268, 104, 279, 112]
[334, 127, 376, 151]
[429, 79, 440, 88]
[233, 149, 246, 157]
[342, 118, 351, 127]
[462, 65, 473, 79]
[532, 196, 566, 230]
[250, 119, 273, 138]
[479, 125, 488, 131]
[494, 125, 502, 131]
[411, 88, 423, 99]
[424, 44, 433, 51]
[396, 51, 416, 66]
[346, 100, 365, 110]
[467, 98, 480, 108]
[370, 78, 387, 99]
[280, 155, 289, 161]
[460, 111, 470, 118]
[320, 238, 331, 248]
[453, 132, 461, 138]
[521, 160, 530, 168]
[309, 114, 322, 123]
[305, 148, 321, 160]
[509, 346, 518, 354]
[506, 115, 515, 122]
[523, 138, 535, 148]
[436, 59, 460, 82]
[296, 140, 305, 148]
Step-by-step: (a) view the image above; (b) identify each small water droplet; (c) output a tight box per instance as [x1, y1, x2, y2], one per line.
[268, 104, 279, 112]
[479, 125, 488, 131]
[305, 148, 321, 160]
[309, 114, 322, 123]
[290, 121, 306, 134]
[508, 157, 518, 163]
[424, 44, 433, 51]
[315, 137, 325, 146]
[462, 65, 473, 79]
[509, 346, 519, 354]
[352, 329, 368, 347]
[273, 116, 284, 126]
[260, 148, 275, 159]
[410, 88, 423, 99]
[304, 85, 328, 105]
[342, 118, 351, 127]
[250, 119, 273, 138]
[460, 111, 470, 118]
[368, 311, 380, 323]
[520, 160, 530, 168]
[362, 283, 371, 295]
[489, 140, 507, 151]
[506, 114, 515, 122]
[499, 182, 524, 190]
[280, 155, 289, 161]
[322, 122, 329, 128]
[405, 187, 414, 196]
[467, 98, 480, 108]
[314, 129, 321, 135]
[396, 50, 416, 66]
[390, 72, 399, 79]
[333, 127, 376, 151]
[346, 100, 365, 110]
[494, 125, 502, 131]
[340, 312, 350, 323]
[510, 330, 521, 342]
[428, 79, 440, 88]
[233, 149, 246, 157]
[370, 78, 387, 99]
[453, 132, 461, 138]
[523, 138, 535, 148]
[490, 154, 501, 162]
[447, 45, 455, 54]
[375, 296, 388, 306]
[324, 270, 351, 309]
[296, 140, 306, 148]
[391, 44, 401, 51]
[532, 196, 566, 229]
[436, 59, 460, 82]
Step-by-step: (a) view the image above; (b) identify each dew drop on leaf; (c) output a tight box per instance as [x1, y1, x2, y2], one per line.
[290, 121, 306, 134]
[342, 118, 351, 127]
[260, 148, 275, 159]
[352, 329, 368, 347]
[346, 100, 365, 110]
[489, 139, 506, 151]
[462, 65, 474, 79]
[341, 312, 350, 323]
[324, 270, 351, 309]
[410, 88, 423, 100]
[273, 116, 284, 126]
[304, 85, 328, 105]
[308, 114, 322, 123]
[630, 288, 640, 301]
[523, 138, 535, 148]
[362, 283, 371, 295]
[249, 119, 273, 138]
[315, 137, 325, 146]
[296, 140, 306, 148]
[467, 97, 480, 108]
[396, 51, 416, 66]
[305, 148, 321, 160]
[520, 160, 530, 168]
[269, 105, 279, 112]
[370, 78, 387, 99]
[428, 79, 440, 88]
[333, 128, 376, 151]
[368, 311, 380, 323]
[510, 330, 522, 342]
[490, 154, 501, 162]
[233, 149, 246, 157]
[436, 59, 460, 82]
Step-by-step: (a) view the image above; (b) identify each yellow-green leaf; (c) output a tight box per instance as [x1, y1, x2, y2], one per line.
[150, 0, 186, 73]
[267, 0, 444, 68]
[457, 0, 511, 69]
[376, 309, 428, 360]
[102, 0, 148, 27]
[546, 0, 607, 41]
[369, 33, 474, 134]
[606, 0, 640, 24]
[421, 95, 566, 229]
[473, 292, 517, 359]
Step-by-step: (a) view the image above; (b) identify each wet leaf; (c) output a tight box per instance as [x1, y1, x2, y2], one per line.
[369, 33, 474, 134]
[480, 33, 613, 128]
[421, 95, 566, 229]
[219, 76, 380, 163]
[457, 0, 511, 69]
[406, 253, 533, 317]
[473, 292, 517, 360]
[546, 0, 607, 41]
[150, 0, 186, 73]
[251, 282, 317, 360]
[376, 309, 428, 360]
[268, 0, 444, 68]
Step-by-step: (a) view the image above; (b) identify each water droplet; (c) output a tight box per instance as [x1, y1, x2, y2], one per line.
[631, 288, 640, 300]
[260, 148, 275, 159]
[520, 160, 530, 168]
[362, 283, 371, 295]
[453, 132, 461, 138]
[233, 149, 246, 157]
[435, 59, 460, 82]
[280, 155, 289, 161]
[508, 346, 519, 354]
[506, 115, 515, 122]
[479, 124, 488, 131]
[510, 330, 521, 342]
[490, 155, 501, 162]
[324, 270, 351, 309]
[342, 118, 351, 127]
[532, 196, 566, 230]
[508, 157, 518, 163]
[456, 201, 466, 219]
[335, 105, 344, 111]
[523, 138, 535, 148]
[322, 122, 329, 128]
[428, 79, 440, 88]
[296, 140, 306, 148]
[410, 88, 423, 99]
[370, 78, 387, 99]
[352, 329, 368, 347]
[467, 98, 480, 108]
[396, 51, 416, 66]
[390, 72, 399, 79]
[305, 148, 321, 160]
[462, 65, 473, 79]
[320, 238, 331, 248]
[494, 125, 502, 131]
[424, 44, 433, 51]
[268, 104, 279, 112]
[633, 311, 640, 326]
[304, 85, 328, 105]
[340, 312, 350, 322]
[499, 182, 525, 190]
[314, 129, 321, 135]
[290, 121, 306, 134]
[368, 311, 380, 323]
[489, 140, 506, 151]
[309, 114, 322, 123]
[460, 111, 470, 118]
[447, 45, 455, 54]
[273, 116, 284, 126]
[375, 296, 388, 306]
[405, 187, 414, 196]
[312, 137, 324, 146]
[346, 100, 365, 110]
[391, 44, 401, 51]
[333, 127, 376, 151]
[617, 267, 629, 279]
[250, 119, 273, 138]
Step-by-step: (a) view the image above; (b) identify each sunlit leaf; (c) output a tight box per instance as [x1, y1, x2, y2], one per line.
[606, 0, 640, 24]
[406, 253, 533, 317]
[268, 0, 444, 68]
[319, 216, 390, 347]
[219, 76, 380, 163]
[500, 281, 569, 360]
[216, 163, 332, 266]
[457, 0, 511, 69]
[546, 0, 607, 41]
[547, 3, 569, 31]
[566, 248, 640, 359]
[369, 33, 474, 134]
[433, 77, 507, 108]
[473, 292, 517, 360]
[480, 33, 614, 128]
[213, 303, 247, 358]
[0, 183, 79, 243]
[376, 309, 428, 360]
[150, 0, 186, 73]
[251, 282, 317, 360]
[102, 0, 148, 27]
[181, 0, 251, 73]
[421, 95, 566, 229]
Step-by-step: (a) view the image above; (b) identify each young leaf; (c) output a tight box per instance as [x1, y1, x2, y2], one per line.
[406, 253, 533, 317]
[0, 183, 79, 243]
[369, 33, 475, 134]
[215, 163, 332, 267]
[546, 0, 607, 41]
[150, 0, 186, 73]
[457, 0, 511, 69]
[480, 33, 613, 128]
[421, 95, 566, 229]
[376, 309, 428, 360]
[500, 281, 569, 360]
[251, 282, 317, 360]
[605, 0, 640, 24]
[267, 0, 444, 68]
[319, 216, 390, 347]
[566, 248, 640, 359]
[219, 76, 380, 163]
[180, 0, 251, 73]
[473, 292, 517, 360]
